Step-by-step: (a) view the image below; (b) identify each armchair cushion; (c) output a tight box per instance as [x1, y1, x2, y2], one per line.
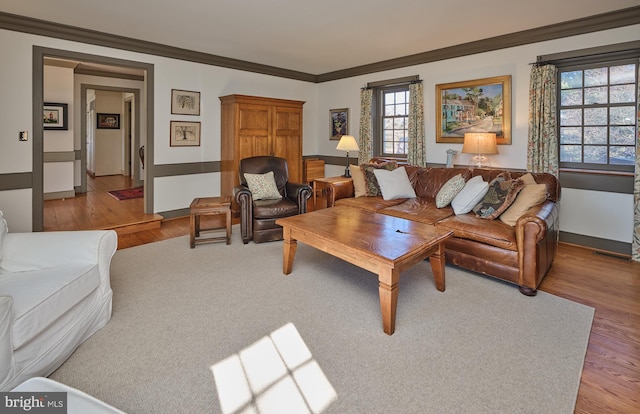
[253, 198, 299, 219]
[244, 171, 282, 200]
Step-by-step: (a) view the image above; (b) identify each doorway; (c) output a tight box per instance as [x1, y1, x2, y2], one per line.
[33, 46, 155, 231]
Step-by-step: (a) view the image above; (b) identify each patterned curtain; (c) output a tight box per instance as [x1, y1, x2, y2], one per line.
[407, 82, 425, 166]
[527, 64, 559, 176]
[633, 65, 640, 262]
[358, 87, 373, 164]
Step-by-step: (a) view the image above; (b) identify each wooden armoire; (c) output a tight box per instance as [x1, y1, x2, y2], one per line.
[219, 94, 305, 211]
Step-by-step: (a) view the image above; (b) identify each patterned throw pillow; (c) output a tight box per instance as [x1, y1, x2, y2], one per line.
[472, 175, 525, 220]
[243, 171, 282, 201]
[435, 174, 466, 208]
[360, 161, 398, 196]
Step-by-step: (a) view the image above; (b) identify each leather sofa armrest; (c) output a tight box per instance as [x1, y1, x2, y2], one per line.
[233, 185, 253, 244]
[515, 200, 560, 290]
[285, 182, 312, 214]
[326, 180, 355, 207]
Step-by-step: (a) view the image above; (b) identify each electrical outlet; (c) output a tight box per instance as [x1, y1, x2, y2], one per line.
[19, 131, 28, 141]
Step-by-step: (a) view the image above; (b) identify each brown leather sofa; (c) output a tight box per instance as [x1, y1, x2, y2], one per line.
[233, 156, 312, 244]
[328, 162, 560, 296]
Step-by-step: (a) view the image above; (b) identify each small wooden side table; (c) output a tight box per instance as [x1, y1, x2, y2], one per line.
[189, 196, 232, 247]
[313, 176, 353, 208]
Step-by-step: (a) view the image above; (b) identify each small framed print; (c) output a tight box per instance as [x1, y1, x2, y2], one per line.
[330, 108, 349, 140]
[171, 89, 200, 115]
[96, 113, 120, 129]
[170, 121, 201, 147]
[43, 102, 68, 130]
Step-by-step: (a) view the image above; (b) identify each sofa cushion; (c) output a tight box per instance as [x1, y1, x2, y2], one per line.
[436, 214, 518, 251]
[350, 164, 367, 197]
[335, 195, 404, 212]
[252, 198, 298, 219]
[360, 161, 397, 196]
[380, 198, 455, 225]
[414, 168, 471, 199]
[1, 264, 100, 349]
[435, 174, 466, 208]
[451, 176, 489, 215]
[472, 175, 525, 220]
[244, 171, 282, 201]
[373, 167, 417, 200]
[0, 211, 7, 262]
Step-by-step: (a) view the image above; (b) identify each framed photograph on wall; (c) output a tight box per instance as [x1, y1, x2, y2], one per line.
[96, 113, 120, 129]
[170, 121, 201, 147]
[435, 75, 511, 145]
[171, 89, 201, 115]
[329, 108, 349, 140]
[43, 102, 68, 130]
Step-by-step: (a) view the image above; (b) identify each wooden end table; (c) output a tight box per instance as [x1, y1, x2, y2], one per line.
[313, 176, 352, 208]
[189, 196, 232, 247]
[276, 206, 453, 335]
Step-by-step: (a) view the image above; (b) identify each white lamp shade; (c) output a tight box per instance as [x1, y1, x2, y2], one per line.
[462, 133, 498, 155]
[336, 135, 359, 152]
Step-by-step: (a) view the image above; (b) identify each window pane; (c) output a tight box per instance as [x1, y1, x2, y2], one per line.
[384, 130, 393, 141]
[560, 127, 582, 144]
[560, 145, 582, 162]
[610, 106, 635, 125]
[384, 119, 393, 129]
[610, 84, 635, 103]
[584, 127, 607, 144]
[384, 92, 395, 104]
[609, 146, 636, 165]
[395, 92, 407, 104]
[584, 108, 607, 125]
[561, 89, 582, 106]
[610, 126, 635, 145]
[395, 104, 406, 116]
[560, 109, 582, 126]
[393, 118, 405, 129]
[610, 64, 636, 84]
[561, 71, 582, 89]
[584, 87, 608, 104]
[584, 146, 607, 163]
[383, 142, 393, 153]
[384, 105, 394, 116]
[584, 67, 607, 87]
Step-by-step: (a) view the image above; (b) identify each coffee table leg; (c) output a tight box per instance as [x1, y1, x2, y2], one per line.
[378, 267, 399, 335]
[428, 242, 446, 292]
[282, 228, 297, 275]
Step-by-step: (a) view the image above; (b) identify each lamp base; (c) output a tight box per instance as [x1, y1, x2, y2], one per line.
[342, 153, 351, 178]
[469, 155, 491, 169]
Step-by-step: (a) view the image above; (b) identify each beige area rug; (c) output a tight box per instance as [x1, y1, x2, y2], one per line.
[51, 228, 594, 413]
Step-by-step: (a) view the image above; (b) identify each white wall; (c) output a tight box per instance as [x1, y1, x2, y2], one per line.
[43, 65, 74, 196]
[93, 90, 123, 176]
[315, 24, 640, 245]
[0, 24, 637, 246]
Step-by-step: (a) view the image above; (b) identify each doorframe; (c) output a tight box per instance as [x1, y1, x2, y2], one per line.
[80, 85, 142, 191]
[33, 46, 154, 231]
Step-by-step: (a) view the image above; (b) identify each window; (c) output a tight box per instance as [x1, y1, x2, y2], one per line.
[376, 86, 410, 157]
[558, 59, 637, 172]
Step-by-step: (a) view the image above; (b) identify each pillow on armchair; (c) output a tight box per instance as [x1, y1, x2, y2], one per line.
[243, 171, 282, 200]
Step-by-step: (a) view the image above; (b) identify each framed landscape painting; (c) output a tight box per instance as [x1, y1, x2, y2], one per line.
[171, 89, 200, 115]
[97, 113, 120, 129]
[43, 102, 68, 130]
[170, 121, 201, 146]
[435, 75, 511, 144]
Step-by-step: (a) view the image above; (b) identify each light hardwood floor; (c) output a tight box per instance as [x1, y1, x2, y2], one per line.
[43, 180, 640, 413]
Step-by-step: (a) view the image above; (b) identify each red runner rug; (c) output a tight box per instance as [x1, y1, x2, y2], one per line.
[107, 186, 143, 201]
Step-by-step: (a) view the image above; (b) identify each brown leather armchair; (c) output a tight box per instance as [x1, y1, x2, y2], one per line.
[233, 156, 312, 244]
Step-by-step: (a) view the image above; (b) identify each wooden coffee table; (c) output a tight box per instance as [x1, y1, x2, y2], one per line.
[276, 206, 453, 335]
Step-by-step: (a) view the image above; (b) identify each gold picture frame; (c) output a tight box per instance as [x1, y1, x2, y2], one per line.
[435, 75, 511, 145]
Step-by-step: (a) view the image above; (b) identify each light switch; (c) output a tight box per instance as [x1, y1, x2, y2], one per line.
[19, 131, 28, 141]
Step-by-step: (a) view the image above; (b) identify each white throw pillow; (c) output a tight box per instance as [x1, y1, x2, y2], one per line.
[451, 175, 489, 215]
[0, 210, 7, 262]
[373, 167, 417, 200]
[244, 171, 282, 200]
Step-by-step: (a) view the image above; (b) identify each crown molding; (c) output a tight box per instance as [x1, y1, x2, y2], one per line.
[1, 6, 639, 83]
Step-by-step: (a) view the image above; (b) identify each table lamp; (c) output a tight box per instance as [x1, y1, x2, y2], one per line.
[336, 135, 359, 177]
[462, 132, 498, 169]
